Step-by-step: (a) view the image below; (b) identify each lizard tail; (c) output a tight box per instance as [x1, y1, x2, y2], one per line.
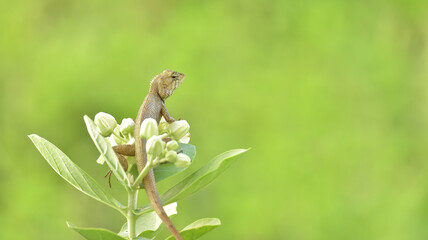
[143, 171, 183, 240]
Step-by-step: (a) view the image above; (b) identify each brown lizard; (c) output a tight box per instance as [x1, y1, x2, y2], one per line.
[116, 69, 185, 239]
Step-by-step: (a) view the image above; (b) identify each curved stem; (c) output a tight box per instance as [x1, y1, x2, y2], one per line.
[132, 155, 155, 189]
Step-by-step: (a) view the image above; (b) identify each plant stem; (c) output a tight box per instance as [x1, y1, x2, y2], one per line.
[127, 189, 138, 239]
[132, 155, 155, 189]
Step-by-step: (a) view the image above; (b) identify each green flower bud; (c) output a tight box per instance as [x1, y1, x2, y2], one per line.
[165, 150, 178, 162]
[120, 118, 135, 136]
[113, 126, 126, 145]
[94, 112, 117, 137]
[166, 140, 179, 151]
[168, 120, 190, 141]
[146, 135, 165, 157]
[140, 118, 158, 139]
[174, 153, 191, 168]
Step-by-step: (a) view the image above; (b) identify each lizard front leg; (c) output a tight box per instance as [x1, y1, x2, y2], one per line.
[113, 144, 135, 156]
[161, 103, 176, 123]
[115, 152, 128, 171]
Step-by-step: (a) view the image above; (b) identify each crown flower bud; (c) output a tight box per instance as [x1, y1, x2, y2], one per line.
[94, 112, 117, 137]
[166, 140, 179, 151]
[120, 118, 135, 136]
[165, 150, 178, 162]
[113, 126, 126, 145]
[140, 118, 158, 139]
[179, 132, 191, 144]
[174, 153, 191, 168]
[146, 135, 165, 157]
[168, 120, 190, 141]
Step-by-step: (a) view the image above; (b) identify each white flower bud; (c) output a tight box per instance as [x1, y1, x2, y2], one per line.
[166, 140, 179, 151]
[165, 150, 178, 162]
[94, 112, 117, 137]
[120, 118, 135, 136]
[179, 132, 191, 144]
[146, 135, 165, 157]
[140, 118, 158, 139]
[168, 120, 190, 141]
[174, 153, 191, 168]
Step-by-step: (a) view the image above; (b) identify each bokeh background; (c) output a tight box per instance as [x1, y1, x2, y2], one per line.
[1, 0, 428, 239]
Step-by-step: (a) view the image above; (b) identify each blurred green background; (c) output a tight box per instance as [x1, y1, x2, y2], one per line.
[1, 0, 428, 239]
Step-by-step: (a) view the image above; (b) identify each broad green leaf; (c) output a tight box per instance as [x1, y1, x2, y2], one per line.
[118, 202, 177, 239]
[29, 134, 124, 212]
[129, 144, 196, 188]
[165, 218, 221, 240]
[161, 149, 248, 203]
[135, 149, 248, 215]
[153, 163, 186, 183]
[67, 222, 126, 240]
[177, 143, 196, 160]
[84, 115, 130, 189]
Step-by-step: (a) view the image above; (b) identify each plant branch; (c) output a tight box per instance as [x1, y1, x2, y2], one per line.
[132, 155, 155, 189]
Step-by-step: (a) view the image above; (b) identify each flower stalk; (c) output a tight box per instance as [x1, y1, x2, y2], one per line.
[127, 189, 138, 239]
[132, 155, 155, 189]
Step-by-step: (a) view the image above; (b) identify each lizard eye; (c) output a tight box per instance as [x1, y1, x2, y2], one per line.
[172, 76, 176, 79]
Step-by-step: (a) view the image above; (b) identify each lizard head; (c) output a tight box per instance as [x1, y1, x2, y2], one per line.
[154, 69, 185, 100]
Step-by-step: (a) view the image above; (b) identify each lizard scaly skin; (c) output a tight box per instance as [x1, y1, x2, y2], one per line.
[134, 69, 184, 240]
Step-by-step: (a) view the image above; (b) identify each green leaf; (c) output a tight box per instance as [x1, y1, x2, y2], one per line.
[84, 115, 130, 189]
[67, 222, 126, 240]
[118, 202, 177, 239]
[177, 143, 196, 160]
[161, 149, 248, 203]
[135, 149, 248, 215]
[129, 144, 196, 188]
[29, 134, 125, 212]
[165, 218, 221, 240]
[153, 163, 185, 183]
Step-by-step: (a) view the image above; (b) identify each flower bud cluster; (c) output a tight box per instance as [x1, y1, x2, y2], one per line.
[94, 112, 136, 147]
[140, 117, 192, 168]
[94, 113, 136, 165]
[94, 113, 192, 168]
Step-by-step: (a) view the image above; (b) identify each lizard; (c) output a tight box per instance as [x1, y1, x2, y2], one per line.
[115, 69, 185, 240]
